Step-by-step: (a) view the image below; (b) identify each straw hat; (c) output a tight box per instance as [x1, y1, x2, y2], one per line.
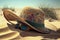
[19, 7, 50, 33]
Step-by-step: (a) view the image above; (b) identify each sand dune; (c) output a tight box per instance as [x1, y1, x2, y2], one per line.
[0, 16, 21, 40]
[0, 9, 60, 40]
[0, 15, 60, 40]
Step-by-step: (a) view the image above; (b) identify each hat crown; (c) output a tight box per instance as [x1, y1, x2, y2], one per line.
[21, 7, 45, 24]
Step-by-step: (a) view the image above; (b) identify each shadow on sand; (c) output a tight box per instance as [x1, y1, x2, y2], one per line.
[7, 23, 60, 40]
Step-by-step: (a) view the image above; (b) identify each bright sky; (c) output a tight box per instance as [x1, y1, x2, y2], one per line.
[0, 0, 60, 8]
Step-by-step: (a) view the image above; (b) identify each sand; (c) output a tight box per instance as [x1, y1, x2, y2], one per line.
[0, 15, 60, 40]
[0, 9, 60, 40]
